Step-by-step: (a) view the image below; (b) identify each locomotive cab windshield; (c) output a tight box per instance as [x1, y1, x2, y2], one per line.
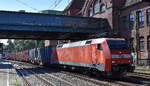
[107, 40, 129, 50]
[107, 40, 132, 59]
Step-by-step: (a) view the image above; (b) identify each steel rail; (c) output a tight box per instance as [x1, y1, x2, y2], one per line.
[15, 68, 32, 86]
[28, 70, 55, 86]
[37, 69, 76, 86]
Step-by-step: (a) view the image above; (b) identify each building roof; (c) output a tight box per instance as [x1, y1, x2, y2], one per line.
[40, 10, 64, 15]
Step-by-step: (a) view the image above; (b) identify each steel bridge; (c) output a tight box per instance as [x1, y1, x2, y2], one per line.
[0, 11, 110, 40]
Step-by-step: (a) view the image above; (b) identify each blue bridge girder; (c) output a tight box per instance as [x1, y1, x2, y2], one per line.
[0, 11, 110, 40]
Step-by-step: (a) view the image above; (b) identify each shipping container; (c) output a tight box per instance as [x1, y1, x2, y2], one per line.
[40, 46, 55, 65]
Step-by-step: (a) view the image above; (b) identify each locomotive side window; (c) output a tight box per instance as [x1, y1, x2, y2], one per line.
[97, 44, 103, 50]
[57, 44, 63, 48]
[86, 40, 92, 44]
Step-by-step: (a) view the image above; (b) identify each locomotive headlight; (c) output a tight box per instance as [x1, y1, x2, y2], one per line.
[112, 61, 116, 63]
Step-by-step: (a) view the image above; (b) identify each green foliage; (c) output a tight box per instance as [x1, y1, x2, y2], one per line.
[15, 80, 22, 86]
[138, 62, 145, 66]
[4, 39, 15, 53]
[4, 40, 44, 53]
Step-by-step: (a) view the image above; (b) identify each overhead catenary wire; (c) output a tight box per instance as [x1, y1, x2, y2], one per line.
[53, 0, 62, 9]
[50, 0, 63, 10]
[15, 0, 40, 11]
[15, 0, 70, 11]
[49, 0, 58, 9]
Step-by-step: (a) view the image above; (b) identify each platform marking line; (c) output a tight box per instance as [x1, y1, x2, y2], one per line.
[7, 62, 10, 86]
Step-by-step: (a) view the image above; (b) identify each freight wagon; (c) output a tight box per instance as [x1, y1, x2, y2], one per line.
[3, 38, 135, 77]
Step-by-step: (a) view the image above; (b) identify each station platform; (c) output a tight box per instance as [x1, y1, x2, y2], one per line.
[135, 66, 150, 74]
[0, 59, 22, 86]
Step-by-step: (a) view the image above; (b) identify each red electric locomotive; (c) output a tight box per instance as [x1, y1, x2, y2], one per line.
[52, 38, 134, 76]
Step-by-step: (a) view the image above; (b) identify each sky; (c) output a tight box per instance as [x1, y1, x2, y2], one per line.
[0, 0, 71, 45]
[0, 0, 71, 12]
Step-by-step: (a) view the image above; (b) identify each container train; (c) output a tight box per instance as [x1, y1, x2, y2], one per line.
[3, 38, 135, 76]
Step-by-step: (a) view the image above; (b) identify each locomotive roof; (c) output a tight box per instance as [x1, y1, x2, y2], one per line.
[57, 38, 125, 48]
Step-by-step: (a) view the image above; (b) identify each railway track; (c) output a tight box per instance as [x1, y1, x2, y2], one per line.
[60, 70, 150, 86]
[28, 70, 55, 86]
[13, 63, 54, 86]
[12, 61, 77, 86]
[128, 72, 150, 79]
[10, 60, 150, 86]
[61, 71, 127, 86]
[30, 69, 75, 86]
[11, 61, 101, 86]
[11, 61, 105, 86]
[15, 68, 32, 86]
[61, 71, 111, 86]
[126, 72, 150, 85]
[42, 67, 131, 86]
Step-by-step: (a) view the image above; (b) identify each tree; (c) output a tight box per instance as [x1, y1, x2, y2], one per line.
[4, 40, 44, 53]
[5, 39, 15, 53]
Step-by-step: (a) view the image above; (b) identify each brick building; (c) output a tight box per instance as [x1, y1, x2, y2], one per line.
[119, 0, 150, 65]
[64, 0, 86, 16]
[80, 0, 150, 65]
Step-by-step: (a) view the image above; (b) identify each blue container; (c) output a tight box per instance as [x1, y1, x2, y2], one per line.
[40, 46, 55, 64]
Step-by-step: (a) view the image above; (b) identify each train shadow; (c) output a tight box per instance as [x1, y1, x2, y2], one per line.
[15, 65, 62, 77]
[134, 72, 150, 76]
[110, 76, 148, 85]
[99, 73, 150, 85]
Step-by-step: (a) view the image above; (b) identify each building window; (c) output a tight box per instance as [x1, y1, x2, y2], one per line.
[129, 14, 135, 28]
[94, 0, 100, 14]
[147, 36, 150, 50]
[147, 8, 150, 25]
[137, 11, 144, 27]
[101, 4, 106, 12]
[139, 37, 144, 51]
